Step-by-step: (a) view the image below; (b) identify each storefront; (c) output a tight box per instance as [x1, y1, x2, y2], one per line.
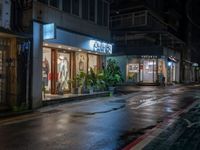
[108, 52, 180, 85]
[126, 56, 165, 84]
[42, 45, 102, 95]
[41, 23, 112, 96]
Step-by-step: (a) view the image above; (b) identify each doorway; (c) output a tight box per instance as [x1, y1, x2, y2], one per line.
[142, 59, 157, 83]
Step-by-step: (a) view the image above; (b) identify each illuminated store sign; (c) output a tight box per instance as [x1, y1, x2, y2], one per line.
[43, 23, 56, 40]
[89, 40, 112, 54]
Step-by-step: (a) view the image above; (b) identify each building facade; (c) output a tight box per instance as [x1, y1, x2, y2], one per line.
[108, 0, 187, 85]
[19, 0, 111, 108]
[0, 0, 31, 112]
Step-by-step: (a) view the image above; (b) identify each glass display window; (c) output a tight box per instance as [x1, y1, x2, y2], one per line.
[56, 52, 70, 92]
[42, 48, 51, 92]
[76, 52, 87, 74]
[88, 54, 98, 73]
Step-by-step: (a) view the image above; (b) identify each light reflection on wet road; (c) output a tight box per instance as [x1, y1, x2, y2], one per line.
[0, 85, 199, 150]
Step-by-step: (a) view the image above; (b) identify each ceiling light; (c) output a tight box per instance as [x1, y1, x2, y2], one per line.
[58, 45, 62, 48]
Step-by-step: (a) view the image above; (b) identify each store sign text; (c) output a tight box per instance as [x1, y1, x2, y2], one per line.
[43, 23, 56, 40]
[89, 40, 112, 54]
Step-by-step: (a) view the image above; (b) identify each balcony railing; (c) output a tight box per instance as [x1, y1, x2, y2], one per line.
[110, 10, 167, 31]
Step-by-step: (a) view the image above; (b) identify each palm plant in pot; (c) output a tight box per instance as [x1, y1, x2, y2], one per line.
[104, 59, 123, 94]
[67, 79, 77, 94]
[76, 71, 86, 94]
[86, 68, 96, 94]
[96, 70, 106, 92]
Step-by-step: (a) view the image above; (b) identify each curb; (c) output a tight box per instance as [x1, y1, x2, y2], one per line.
[42, 92, 110, 106]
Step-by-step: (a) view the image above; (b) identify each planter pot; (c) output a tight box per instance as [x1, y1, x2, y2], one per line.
[108, 86, 115, 95]
[89, 88, 94, 94]
[78, 87, 82, 94]
[71, 88, 78, 94]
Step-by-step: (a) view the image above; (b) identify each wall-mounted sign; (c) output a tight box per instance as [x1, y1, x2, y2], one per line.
[89, 40, 112, 54]
[128, 64, 139, 73]
[141, 55, 157, 59]
[43, 23, 56, 40]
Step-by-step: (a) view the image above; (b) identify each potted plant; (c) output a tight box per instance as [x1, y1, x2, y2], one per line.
[104, 59, 123, 94]
[96, 70, 106, 91]
[76, 71, 86, 94]
[86, 68, 96, 94]
[67, 79, 77, 94]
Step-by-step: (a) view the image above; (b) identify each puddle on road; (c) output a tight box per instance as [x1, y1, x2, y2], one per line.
[71, 104, 126, 117]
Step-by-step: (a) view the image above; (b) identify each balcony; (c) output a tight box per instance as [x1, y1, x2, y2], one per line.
[110, 10, 167, 32]
[110, 10, 185, 49]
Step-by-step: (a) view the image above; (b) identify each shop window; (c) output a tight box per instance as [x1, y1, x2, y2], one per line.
[76, 52, 87, 74]
[82, 0, 89, 20]
[88, 54, 98, 73]
[72, 0, 79, 16]
[42, 48, 51, 92]
[127, 64, 139, 82]
[57, 52, 70, 92]
[89, 0, 95, 22]
[63, 0, 71, 13]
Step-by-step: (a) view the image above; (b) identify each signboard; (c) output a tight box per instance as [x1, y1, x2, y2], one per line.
[89, 40, 112, 54]
[128, 64, 139, 72]
[43, 23, 56, 40]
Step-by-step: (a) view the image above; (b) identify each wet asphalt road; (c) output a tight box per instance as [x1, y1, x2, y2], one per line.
[0, 85, 200, 150]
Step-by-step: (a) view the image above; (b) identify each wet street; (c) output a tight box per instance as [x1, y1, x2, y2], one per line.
[0, 84, 200, 150]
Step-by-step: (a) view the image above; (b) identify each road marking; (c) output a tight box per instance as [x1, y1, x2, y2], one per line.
[130, 96, 170, 109]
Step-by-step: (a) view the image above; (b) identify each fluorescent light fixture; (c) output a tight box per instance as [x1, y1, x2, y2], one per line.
[168, 62, 172, 66]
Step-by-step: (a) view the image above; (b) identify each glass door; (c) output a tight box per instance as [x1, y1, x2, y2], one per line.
[56, 51, 70, 94]
[142, 59, 157, 83]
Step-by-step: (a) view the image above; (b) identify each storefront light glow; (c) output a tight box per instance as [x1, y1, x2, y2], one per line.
[43, 23, 56, 40]
[168, 62, 172, 66]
